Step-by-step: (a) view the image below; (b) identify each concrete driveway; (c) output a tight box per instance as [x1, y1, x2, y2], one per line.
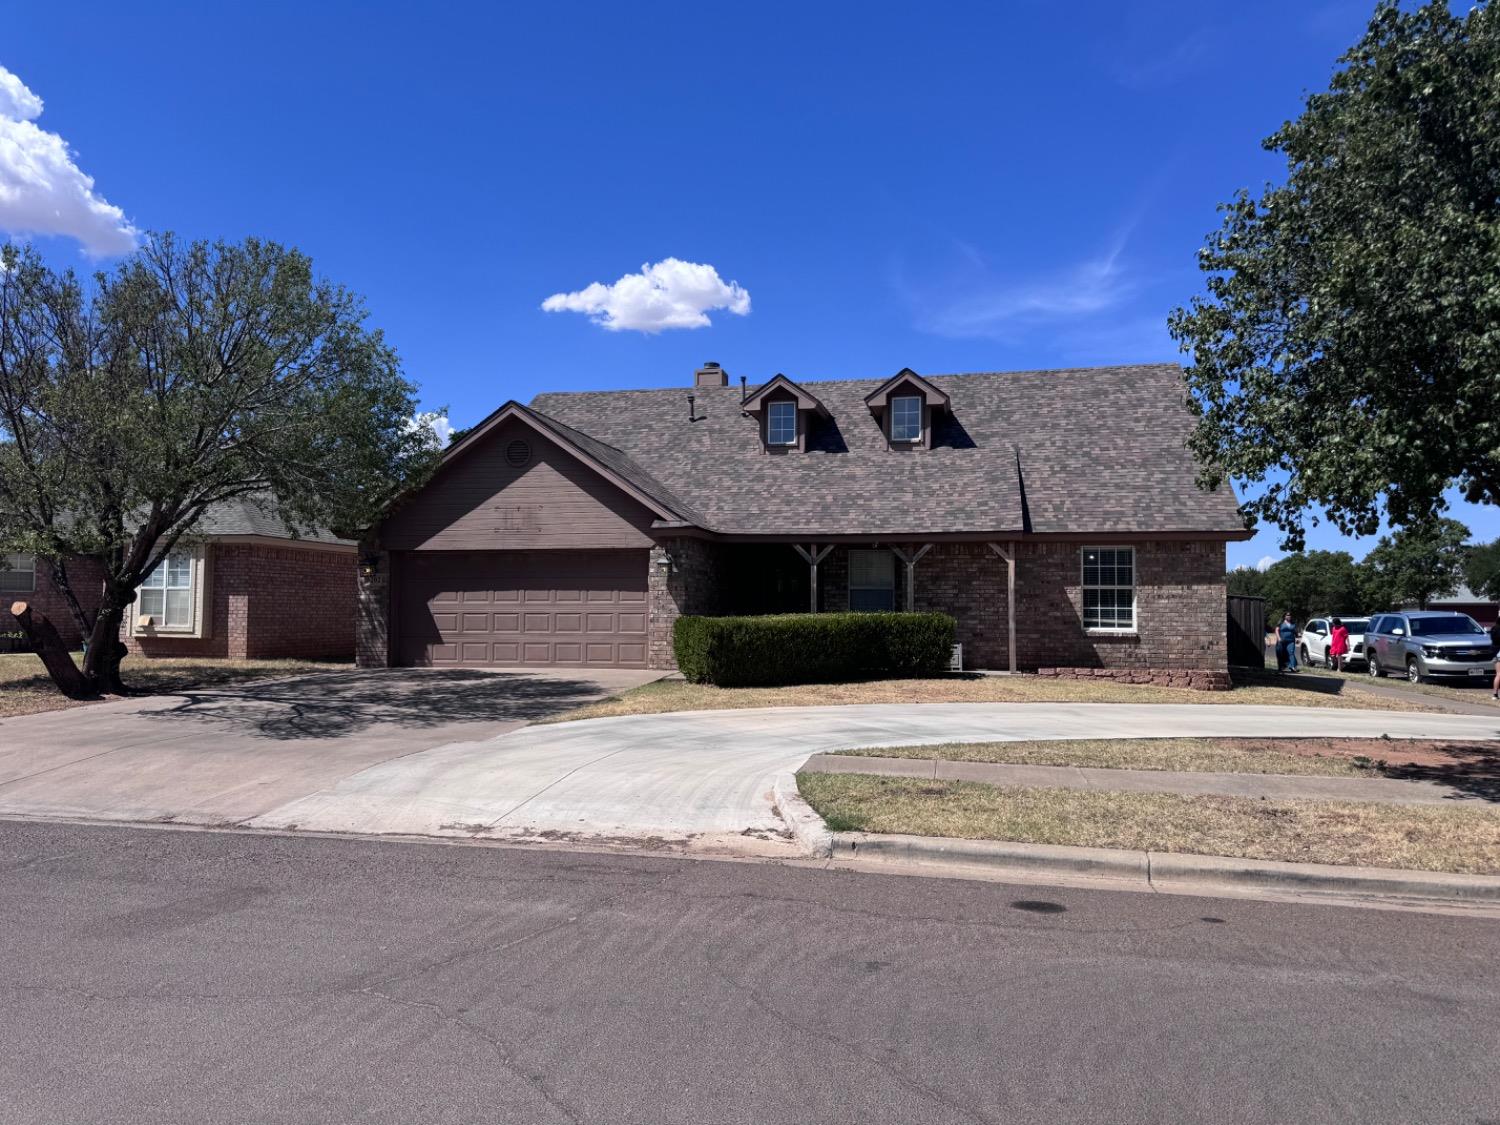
[246, 702, 1500, 848]
[0, 667, 659, 826]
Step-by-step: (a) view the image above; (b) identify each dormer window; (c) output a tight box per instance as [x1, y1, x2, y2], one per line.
[741, 373, 830, 453]
[863, 368, 951, 451]
[890, 395, 922, 442]
[767, 400, 797, 445]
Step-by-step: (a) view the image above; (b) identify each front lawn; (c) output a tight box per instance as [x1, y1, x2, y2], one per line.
[549, 668, 1436, 722]
[829, 737, 1382, 777]
[796, 772, 1500, 875]
[0, 653, 351, 720]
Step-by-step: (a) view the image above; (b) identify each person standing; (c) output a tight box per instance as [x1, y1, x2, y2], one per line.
[1276, 612, 1297, 672]
[1329, 617, 1349, 673]
[1490, 619, 1500, 701]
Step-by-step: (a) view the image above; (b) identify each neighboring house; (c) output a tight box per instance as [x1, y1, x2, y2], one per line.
[356, 363, 1250, 684]
[1, 497, 355, 659]
[1403, 583, 1498, 629]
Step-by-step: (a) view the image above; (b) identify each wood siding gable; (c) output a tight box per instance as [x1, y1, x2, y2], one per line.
[381, 418, 659, 551]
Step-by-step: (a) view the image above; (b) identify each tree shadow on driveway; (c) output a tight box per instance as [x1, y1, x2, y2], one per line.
[143, 668, 618, 741]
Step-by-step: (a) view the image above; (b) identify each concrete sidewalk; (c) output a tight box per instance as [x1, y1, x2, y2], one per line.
[804, 752, 1483, 806]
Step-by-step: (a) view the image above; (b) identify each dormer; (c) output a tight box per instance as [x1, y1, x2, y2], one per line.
[741, 373, 830, 453]
[863, 367, 950, 450]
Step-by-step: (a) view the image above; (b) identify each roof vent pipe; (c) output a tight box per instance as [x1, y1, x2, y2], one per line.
[740, 375, 747, 403]
[687, 393, 697, 422]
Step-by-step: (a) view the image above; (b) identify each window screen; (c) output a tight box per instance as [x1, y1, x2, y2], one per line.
[1081, 547, 1135, 630]
[848, 549, 896, 612]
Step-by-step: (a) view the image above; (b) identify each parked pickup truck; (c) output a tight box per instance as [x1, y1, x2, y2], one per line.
[1299, 617, 1370, 670]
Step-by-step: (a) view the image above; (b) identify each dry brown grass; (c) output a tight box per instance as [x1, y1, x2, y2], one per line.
[829, 738, 1379, 777]
[550, 669, 1435, 722]
[796, 772, 1500, 874]
[0, 653, 350, 719]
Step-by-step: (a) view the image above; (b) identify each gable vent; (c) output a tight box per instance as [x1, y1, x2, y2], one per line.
[505, 439, 532, 467]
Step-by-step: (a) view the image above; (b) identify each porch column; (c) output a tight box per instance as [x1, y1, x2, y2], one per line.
[791, 544, 834, 613]
[987, 542, 1017, 674]
[889, 544, 933, 612]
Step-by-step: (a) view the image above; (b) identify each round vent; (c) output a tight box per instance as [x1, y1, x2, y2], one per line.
[505, 439, 531, 467]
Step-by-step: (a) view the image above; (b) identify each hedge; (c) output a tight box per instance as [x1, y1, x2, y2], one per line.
[673, 612, 956, 687]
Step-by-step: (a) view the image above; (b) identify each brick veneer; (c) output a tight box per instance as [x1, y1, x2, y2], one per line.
[123, 542, 355, 660]
[640, 538, 1226, 675]
[0, 556, 108, 652]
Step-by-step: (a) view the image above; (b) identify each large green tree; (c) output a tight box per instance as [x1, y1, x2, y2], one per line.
[1357, 518, 1470, 610]
[1226, 565, 1267, 600]
[0, 236, 440, 697]
[1466, 537, 1500, 602]
[1169, 1, 1500, 549]
[1259, 550, 1362, 623]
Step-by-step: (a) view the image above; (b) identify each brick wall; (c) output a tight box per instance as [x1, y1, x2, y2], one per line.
[124, 542, 355, 661]
[698, 539, 1225, 674]
[0, 556, 107, 652]
[647, 537, 723, 669]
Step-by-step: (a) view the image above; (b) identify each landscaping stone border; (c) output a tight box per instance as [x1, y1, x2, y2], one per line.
[1034, 666, 1232, 691]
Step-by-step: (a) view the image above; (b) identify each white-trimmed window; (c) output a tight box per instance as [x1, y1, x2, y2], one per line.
[0, 553, 35, 595]
[767, 400, 797, 446]
[848, 549, 896, 612]
[1082, 547, 1135, 631]
[890, 395, 922, 442]
[139, 550, 195, 630]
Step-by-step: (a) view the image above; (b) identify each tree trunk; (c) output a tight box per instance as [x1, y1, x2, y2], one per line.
[80, 598, 131, 695]
[9, 601, 95, 699]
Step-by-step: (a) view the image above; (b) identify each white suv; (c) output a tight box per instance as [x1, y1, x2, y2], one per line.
[1299, 616, 1371, 669]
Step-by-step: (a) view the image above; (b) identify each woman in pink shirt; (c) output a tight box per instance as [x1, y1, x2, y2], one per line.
[1329, 617, 1350, 672]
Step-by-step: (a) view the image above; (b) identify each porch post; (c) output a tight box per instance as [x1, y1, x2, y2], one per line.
[890, 544, 933, 612]
[791, 544, 834, 613]
[987, 542, 1017, 674]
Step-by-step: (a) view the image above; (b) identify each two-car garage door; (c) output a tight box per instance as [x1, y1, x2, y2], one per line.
[396, 550, 649, 668]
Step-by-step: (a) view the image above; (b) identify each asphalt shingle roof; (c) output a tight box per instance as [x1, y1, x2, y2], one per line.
[192, 495, 352, 545]
[529, 364, 1245, 537]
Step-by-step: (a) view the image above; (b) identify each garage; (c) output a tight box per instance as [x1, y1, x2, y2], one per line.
[396, 550, 649, 668]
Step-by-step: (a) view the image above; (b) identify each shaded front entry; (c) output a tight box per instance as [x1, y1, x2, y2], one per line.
[395, 550, 649, 667]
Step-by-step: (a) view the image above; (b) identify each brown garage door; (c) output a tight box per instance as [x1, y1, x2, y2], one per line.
[396, 550, 649, 667]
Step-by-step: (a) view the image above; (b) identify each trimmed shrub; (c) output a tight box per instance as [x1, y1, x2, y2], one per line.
[673, 612, 956, 687]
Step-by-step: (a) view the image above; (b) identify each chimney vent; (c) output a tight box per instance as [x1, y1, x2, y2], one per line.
[694, 361, 729, 388]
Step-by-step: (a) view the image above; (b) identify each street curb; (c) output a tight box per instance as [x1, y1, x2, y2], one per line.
[772, 772, 832, 858]
[780, 775, 1500, 903]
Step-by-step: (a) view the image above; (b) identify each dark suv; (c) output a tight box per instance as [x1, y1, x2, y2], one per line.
[1365, 611, 1497, 683]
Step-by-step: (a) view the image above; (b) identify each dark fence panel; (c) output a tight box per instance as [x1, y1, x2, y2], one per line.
[1227, 595, 1266, 669]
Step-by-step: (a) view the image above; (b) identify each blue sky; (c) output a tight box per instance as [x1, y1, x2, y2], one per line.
[5, 0, 1495, 569]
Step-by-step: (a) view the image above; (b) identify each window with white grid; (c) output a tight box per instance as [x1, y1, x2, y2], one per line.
[139, 551, 195, 630]
[1081, 547, 1135, 631]
[767, 400, 797, 445]
[0, 553, 35, 595]
[889, 395, 922, 442]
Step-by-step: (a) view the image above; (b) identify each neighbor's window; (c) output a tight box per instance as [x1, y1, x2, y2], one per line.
[767, 400, 797, 446]
[848, 549, 896, 612]
[0, 553, 35, 595]
[890, 395, 922, 442]
[1082, 547, 1135, 631]
[139, 551, 195, 629]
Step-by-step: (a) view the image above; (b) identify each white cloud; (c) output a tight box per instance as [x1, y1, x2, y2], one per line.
[910, 229, 1136, 340]
[1256, 555, 1280, 572]
[542, 258, 751, 333]
[0, 65, 138, 256]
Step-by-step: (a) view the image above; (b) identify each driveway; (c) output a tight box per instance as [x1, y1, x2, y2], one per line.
[0, 667, 659, 826]
[246, 702, 1500, 847]
[4, 693, 1499, 850]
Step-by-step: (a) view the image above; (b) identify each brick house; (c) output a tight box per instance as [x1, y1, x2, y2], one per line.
[355, 363, 1250, 683]
[2, 496, 355, 660]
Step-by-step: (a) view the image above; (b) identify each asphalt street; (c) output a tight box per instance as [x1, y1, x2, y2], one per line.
[2, 820, 1498, 1125]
